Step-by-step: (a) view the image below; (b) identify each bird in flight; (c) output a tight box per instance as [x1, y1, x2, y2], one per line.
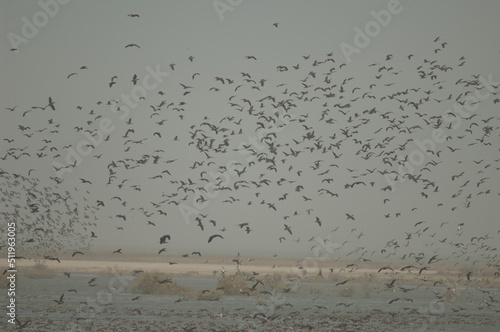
[428, 255, 439, 264]
[377, 266, 394, 273]
[15, 318, 31, 329]
[47, 256, 60, 263]
[160, 234, 171, 244]
[335, 279, 351, 286]
[79, 178, 92, 184]
[125, 43, 140, 48]
[385, 279, 397, 288]
[155, 278, 172, 284]
[53, 293, 64, 305]
[208, 234, 223, 243]
[336, 303, 353, 307]
[47, 97, 55, 110]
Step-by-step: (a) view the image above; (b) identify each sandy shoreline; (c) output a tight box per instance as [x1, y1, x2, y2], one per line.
[9, 253, 500, 287]
[18, 259, 306, 276]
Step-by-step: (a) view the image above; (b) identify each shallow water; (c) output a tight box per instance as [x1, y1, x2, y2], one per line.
[4, 273, 499, 331]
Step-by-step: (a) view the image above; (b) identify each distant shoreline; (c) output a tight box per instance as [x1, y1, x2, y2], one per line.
[9, 252, 500, 288]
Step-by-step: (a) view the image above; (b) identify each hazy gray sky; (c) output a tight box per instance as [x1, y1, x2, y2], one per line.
[1, 1, 499, 265]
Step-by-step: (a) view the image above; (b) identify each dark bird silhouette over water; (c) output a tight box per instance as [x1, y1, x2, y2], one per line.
[155, 278, 172, 284]
[53, 293, 64, 305]
[385, 279, 397, 288]
[336, 302, 353, 307]
[15, 318, 31, 329]
[335, 279, 351, 286]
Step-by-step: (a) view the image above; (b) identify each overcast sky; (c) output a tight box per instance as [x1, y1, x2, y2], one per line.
[1, 1, 499, 265]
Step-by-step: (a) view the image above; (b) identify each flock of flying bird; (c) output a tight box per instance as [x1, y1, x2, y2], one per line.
[2, 12, 500, 329]
[3, 17, 500, 265]
[67, 34, 499, 265]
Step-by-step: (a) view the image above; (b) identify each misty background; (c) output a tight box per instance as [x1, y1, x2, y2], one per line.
[1, 0, 499, 263]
